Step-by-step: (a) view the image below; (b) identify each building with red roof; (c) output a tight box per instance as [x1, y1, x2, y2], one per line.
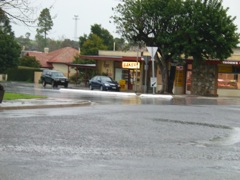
[25, 47, 80, 83]
[26, 47, 79, 69]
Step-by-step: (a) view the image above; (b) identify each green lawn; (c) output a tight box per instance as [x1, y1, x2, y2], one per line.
[3, 92, 47, 100]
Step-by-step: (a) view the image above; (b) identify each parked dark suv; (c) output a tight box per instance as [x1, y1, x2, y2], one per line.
[41, 69, 69, 88]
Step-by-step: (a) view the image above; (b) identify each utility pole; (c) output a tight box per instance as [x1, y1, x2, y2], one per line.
[73, 15, 79, 41]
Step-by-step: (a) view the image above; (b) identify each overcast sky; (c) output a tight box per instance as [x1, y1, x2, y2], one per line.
[11, 0, 240, 40]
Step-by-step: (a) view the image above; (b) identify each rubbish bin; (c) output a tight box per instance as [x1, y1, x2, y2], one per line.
[0, 84, 5, 103]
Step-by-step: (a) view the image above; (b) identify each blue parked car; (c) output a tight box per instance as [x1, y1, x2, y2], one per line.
[89, 75, 120, 91]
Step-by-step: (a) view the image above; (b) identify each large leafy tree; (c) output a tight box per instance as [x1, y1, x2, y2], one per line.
[113, 0, 185, 94]
[0, 8, 21, 73]
[113, 0, 239, 94]
[36, 8, 53, 50]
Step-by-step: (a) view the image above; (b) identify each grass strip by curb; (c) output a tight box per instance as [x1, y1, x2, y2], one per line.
[3, 92, 47, 100]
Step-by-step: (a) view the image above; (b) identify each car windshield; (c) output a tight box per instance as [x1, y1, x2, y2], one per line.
[52, 72, 64, 77]
[101, 76, 113, 82]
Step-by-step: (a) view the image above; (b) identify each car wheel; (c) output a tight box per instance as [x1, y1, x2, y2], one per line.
[64, 83, 68, 88]
[89, 85, 93, 90]
[42, 80, 46, 87]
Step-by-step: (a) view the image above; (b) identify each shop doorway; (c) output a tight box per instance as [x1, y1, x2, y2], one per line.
[117, 69, 141, 90]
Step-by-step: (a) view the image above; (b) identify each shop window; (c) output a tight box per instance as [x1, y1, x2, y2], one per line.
[218, 73, 239, 89]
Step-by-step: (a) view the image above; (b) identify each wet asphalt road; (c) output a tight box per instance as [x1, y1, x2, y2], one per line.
[1, 82, 240, 179]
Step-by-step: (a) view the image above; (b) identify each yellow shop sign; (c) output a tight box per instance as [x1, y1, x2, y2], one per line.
[122, 62, 140, 69]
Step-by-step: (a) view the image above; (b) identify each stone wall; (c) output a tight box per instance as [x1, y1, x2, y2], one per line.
[191, 64, 218, 96]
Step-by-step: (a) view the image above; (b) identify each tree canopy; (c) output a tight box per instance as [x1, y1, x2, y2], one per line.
[0, 8, 21, 73]
[181, 0, 239, 63]
[80, 24, 113, 55]
[81, 33, 108, 55]
[91, 24, 114, 50]
[113, 0, 239, 94]
[36, 8, 53, 50]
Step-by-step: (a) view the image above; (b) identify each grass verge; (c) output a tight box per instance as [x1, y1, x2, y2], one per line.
[3, 92, 47, 100]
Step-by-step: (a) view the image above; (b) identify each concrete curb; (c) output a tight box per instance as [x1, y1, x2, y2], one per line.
[139, 94, 173, 99]
[0, 100, 92, 111]
[59, 88, 137, 96]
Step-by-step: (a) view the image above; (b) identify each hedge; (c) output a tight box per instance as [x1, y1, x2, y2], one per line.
[7, 66, 42, 83]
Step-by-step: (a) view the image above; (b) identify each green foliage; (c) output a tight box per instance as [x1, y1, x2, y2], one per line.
[180, 0, 239, 65]
[113, 37, 127, 51]
[19, 56, 41, 68]
[91, 24, 114, 50]
[73, 55, 97, 84]
[73, 56, 95, 64]
[15, 35, 78, 51]
[79, 24, 116, 55]
[113, 0, 184, 58]
[79, 34, 88, 49]
[7, 67, 41, 82]
[81, 34, 108, 55]
[61, 39, 79, 49]
[0, 8, 21, 73]
[36, 8, 53, 49]
[69, 69, 97, 85]
[15, 33, 32, 50]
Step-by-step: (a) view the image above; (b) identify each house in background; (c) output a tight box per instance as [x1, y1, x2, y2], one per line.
[25, 47, 80, 83]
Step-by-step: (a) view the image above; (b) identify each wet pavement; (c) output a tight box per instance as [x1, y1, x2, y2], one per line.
[1, 102, 240, 179]
[1, 82, 240, 179]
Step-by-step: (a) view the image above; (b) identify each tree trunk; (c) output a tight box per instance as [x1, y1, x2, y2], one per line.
[157, 57, 169, 94]
[168, 65, 176, 94]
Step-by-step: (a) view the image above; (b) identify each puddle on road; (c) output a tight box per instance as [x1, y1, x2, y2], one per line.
[154, 118, 240, 147]
[199, 127, 240, 146]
